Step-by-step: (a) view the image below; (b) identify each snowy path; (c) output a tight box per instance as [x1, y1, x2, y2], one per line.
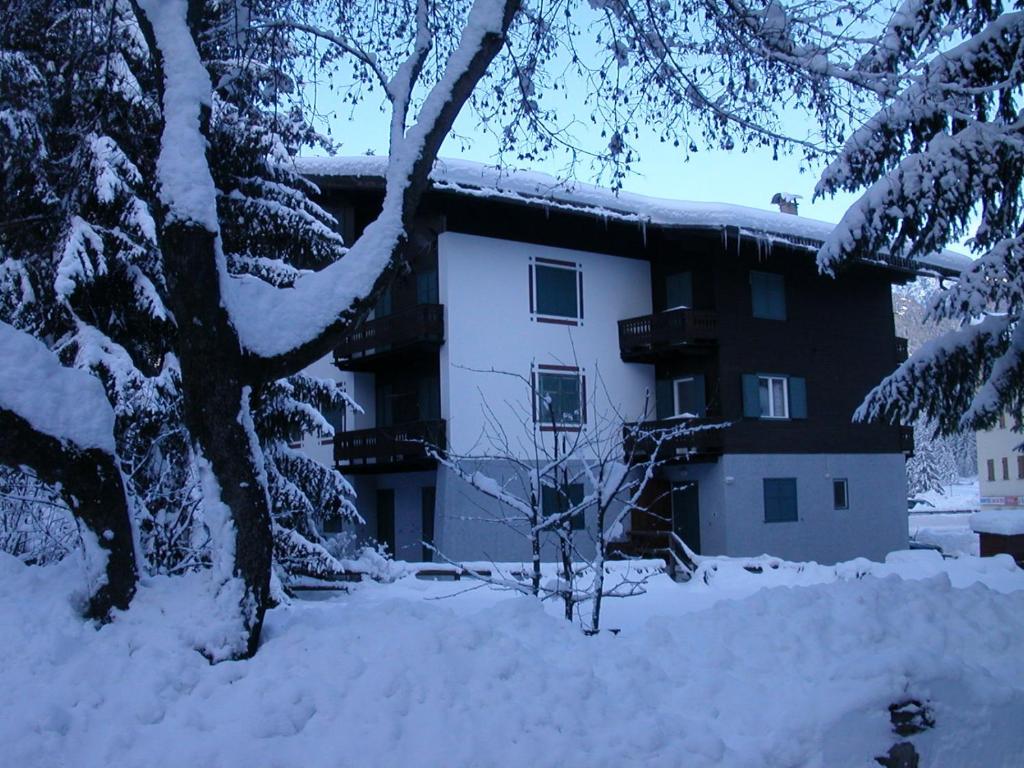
[2, 551, 1023, 767]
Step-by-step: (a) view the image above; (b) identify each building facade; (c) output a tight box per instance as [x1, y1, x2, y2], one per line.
[294, 157, 965, 565]
[977, 416, 1024, 510]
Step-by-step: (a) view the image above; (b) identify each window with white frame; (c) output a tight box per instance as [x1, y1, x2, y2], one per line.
[758, 375, 789, 419]
[535, 367, 584, 427]
[530, 258, 583, 323]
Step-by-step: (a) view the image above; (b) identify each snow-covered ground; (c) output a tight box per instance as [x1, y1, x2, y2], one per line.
[909, 478, 981, 556]
[912, 477, 980, 514]
[3, 550, 1023, 767]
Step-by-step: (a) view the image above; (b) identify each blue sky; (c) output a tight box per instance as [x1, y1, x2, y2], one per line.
[316, 89, 862, 229]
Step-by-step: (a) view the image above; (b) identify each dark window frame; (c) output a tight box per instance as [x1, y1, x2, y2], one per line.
[1002, 456, 1010, 480]
[987, 458, 996, 482]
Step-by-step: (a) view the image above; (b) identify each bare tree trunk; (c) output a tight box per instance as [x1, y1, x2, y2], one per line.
[590, 501, 606, 633]
[163, 224, 272, 659]
[0, 410, 137, 621]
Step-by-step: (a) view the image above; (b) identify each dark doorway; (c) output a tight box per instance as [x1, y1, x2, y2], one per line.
[377, 489, 395, 556]
[671, 482, 700, 554]
[421, 486, 436, 562]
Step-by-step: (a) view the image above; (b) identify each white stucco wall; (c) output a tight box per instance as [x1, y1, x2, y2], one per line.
[977, 422, 1024, 507]
[438, 231, 655, 458]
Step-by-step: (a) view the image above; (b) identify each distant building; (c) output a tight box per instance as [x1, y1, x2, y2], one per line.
[977, 415, 1024, 510]
[292, 157, 967, 564]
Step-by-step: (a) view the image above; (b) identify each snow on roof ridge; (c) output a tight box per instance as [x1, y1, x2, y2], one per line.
[294, 154, 970, 275]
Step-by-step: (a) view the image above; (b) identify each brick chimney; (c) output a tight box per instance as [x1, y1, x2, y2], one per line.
[771, 192, 801, 215]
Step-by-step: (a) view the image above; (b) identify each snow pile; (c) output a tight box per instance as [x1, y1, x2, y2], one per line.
[296, 155, 971, 275]
[972, 510, 1024, 537]
[0, 321, 114, 452]
[2, 551, 1023, 767]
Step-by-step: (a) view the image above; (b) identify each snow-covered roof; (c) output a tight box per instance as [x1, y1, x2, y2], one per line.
[295, 155, 971, 277]
[971, 510, 1024, 537]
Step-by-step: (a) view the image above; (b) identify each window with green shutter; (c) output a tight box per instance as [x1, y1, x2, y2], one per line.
[764, 478, 798, 523]
[742, 374, 807, 420]
[750, 271, 786, 320]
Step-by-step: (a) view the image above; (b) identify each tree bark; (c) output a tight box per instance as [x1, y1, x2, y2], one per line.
[163, 223, 273, 659]
[0, 410, 137, 621]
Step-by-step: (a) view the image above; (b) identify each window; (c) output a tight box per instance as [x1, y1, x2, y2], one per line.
[988, 459, 996, 482]
[665, 271, 693, 309]
[764, 478, 798, 523]
[416, 269, 438, 305]
[750, 271, 786, 320]
[1003, 457, 1010, 481]
[531, 258, 582, 323]
[758, 375, 789, 419]
[742, 374, 807, 419]
[673, 375, 706, 418]
[999, 413, 1007, 429]
[535, 369, 583, 427]
[833, 479, 849, 510]
[542, 483, 586, 530]
[320, 405, 347, 445]
[1017, 456, 1024, 480]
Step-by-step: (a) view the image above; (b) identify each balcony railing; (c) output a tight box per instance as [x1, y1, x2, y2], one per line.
[622, 418, 725, 463]
[334, 304, 444, 371]
[618, 308, 718, 362]
[334, 420, 446, 473]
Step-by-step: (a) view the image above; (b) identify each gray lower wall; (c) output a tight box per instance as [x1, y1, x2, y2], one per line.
[344, 453, 908, 565]
[716, 453, 908, 564]
[436, 461, 613, 563]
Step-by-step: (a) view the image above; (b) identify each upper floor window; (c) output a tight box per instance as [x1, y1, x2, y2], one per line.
[742, 373, 807, 420]
[987, 458, 996, 482]
[665, 271, 693, 310]
[673, 375, 706, 418]
[750, 271, 786, 320]
[531, 258, 582, 323]
[535, 366, 584, 428]
[542, 482, 586, 530]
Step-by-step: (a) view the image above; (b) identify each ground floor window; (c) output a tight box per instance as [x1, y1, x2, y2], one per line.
[542, 483, 586, 530]
[763, 478, 798, 523]
[535, 368, 584, 427]
[833, 479, 849, 510]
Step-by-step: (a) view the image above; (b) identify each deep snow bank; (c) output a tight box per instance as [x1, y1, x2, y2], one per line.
[1, 551, 1022, 768]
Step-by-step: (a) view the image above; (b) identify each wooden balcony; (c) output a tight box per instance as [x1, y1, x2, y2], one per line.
[333, 304, 444, 371]
[622, 418, 725, 463]
[334, 420, 446, 474]
[618, 308, 718, 363]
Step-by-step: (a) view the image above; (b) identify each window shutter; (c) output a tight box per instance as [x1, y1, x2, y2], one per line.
[750, 272, 769, 318]
[655, 379, 673, 420]
[788, 376, 807, 419]
[769, 276, 787, 320]
[742, 374, 761, 417]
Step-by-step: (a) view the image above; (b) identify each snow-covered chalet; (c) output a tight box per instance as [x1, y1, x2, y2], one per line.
[289, 157, 968, 565]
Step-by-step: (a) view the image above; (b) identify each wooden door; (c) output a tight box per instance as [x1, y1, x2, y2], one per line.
[671, 482, 701, 554]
